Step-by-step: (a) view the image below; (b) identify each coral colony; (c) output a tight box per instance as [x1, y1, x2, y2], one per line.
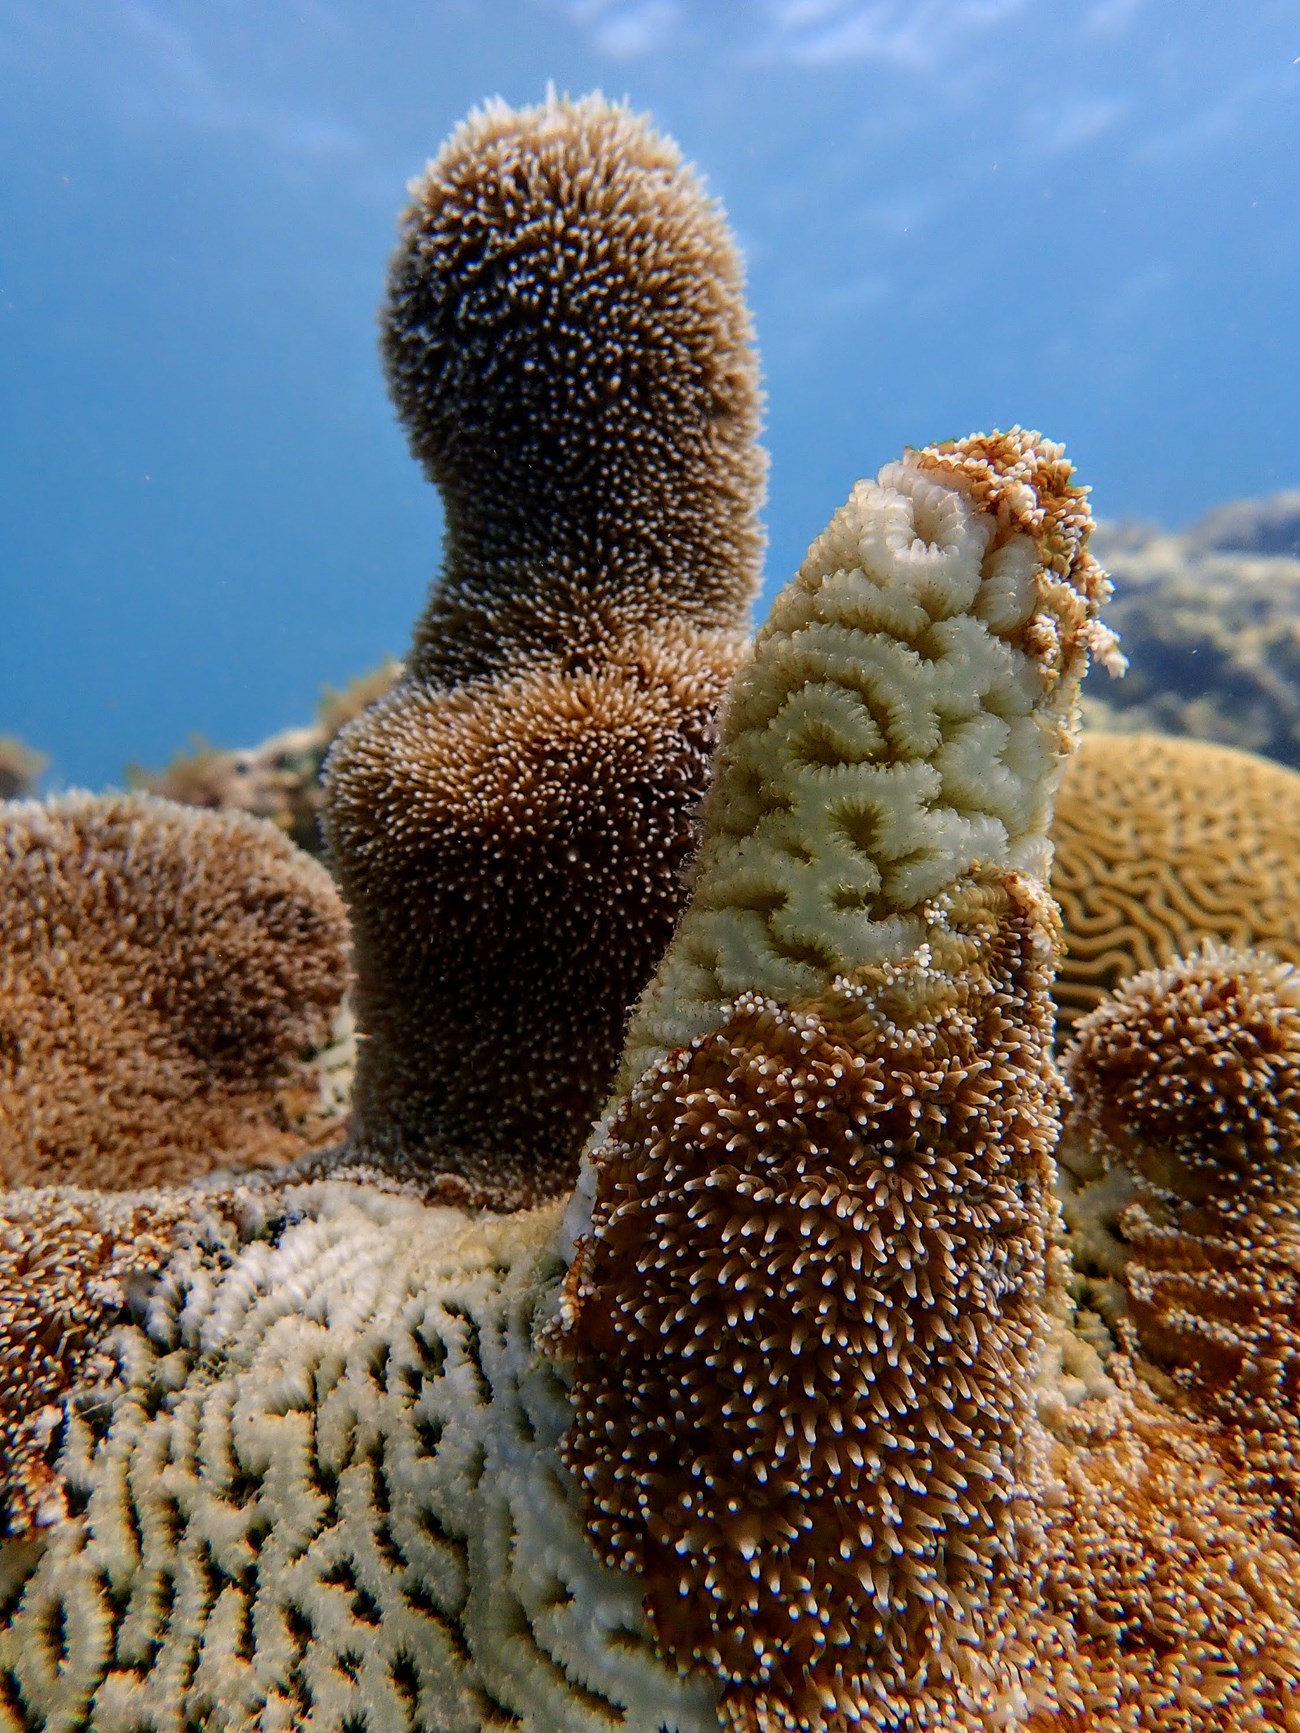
[2, 92, 1300, 1733]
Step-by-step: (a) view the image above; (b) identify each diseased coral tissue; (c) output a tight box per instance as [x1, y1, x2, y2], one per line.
[3, 89, 1300, 1733]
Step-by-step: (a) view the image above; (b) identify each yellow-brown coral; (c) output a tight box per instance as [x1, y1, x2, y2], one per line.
[1059, 945, 1300, 1542]
[1051, 732, 1300, 1032]
[0, 794, 351, 1188]
[558, 427, 1109, 1730]
[323, 93, 765, 1204]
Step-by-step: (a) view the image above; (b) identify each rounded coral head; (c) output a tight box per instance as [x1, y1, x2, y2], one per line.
[0, 794, 352, 1187]
[1063, 944, 1300, 1200]
[382, 91, 765, 683]
[1051, 732, 1300, 1034]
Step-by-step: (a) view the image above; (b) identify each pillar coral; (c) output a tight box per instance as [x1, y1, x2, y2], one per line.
[321, 93, 765, 1207]
[555, 427, 1117, 1728]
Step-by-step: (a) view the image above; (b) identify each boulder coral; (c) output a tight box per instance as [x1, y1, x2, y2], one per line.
[1051, 732, 1300, 1032]
[0, 794, 352, 1189]
[322, 93, 766, 1207]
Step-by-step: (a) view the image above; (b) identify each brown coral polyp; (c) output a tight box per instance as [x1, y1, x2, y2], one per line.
[1060, 948, 1300, 1538]
[323, 94, 765, 1203]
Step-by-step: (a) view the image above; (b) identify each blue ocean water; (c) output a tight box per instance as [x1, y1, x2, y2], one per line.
[3, 0, 1297, 791]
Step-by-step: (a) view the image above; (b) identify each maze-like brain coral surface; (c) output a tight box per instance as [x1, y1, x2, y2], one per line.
[1050, 732, 1300, 1033]
[0, 1183, 719, 1733]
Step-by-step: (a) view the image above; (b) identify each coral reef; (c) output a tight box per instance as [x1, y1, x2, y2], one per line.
[5, 419, 1300, 1731]
[321, 93, 766, 1205]
[0, 794, 352, 1189]
[1082, 500, 1300, 767]
[6, 86, 1300, 1733]
[1051, 731, 1300, 1032]
[556, 427, 1116, 1729]
[0, 740, 45, 803]
[132, 662, 401, 858]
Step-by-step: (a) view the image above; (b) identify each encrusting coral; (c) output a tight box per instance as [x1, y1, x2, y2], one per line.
[321, 93, 766, 1206]
[0, 794, 352, 1189]
[1051, 731, 1300, 1032]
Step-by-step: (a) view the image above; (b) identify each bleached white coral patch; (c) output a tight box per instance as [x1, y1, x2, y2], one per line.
[619, 454, 1068, 1084]
[0, 1182, 717, 1733]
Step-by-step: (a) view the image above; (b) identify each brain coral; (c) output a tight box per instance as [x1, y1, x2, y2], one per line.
[1051, 731, 1300, 1032]
[322, 93, 765, 1206]
[0, 793, 351, 1189]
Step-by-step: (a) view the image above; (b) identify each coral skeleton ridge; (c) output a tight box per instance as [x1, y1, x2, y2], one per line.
[6, 89, 1300, 1733]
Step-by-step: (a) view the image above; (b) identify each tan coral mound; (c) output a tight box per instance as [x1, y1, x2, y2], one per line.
[557, 428, 1116, 1729]
[323, 93, 765, 1205]
[0, 794, 351, 1188]
[1051, 731, 1300, 1033]
[1059, 946, 1300, 1542]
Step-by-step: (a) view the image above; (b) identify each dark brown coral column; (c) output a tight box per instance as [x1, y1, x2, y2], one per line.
[321, 95, 765, 1205]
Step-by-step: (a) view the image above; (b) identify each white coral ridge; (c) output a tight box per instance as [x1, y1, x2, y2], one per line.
[0, 1182, 718, 1733]
[617, 452, 1071, 1087]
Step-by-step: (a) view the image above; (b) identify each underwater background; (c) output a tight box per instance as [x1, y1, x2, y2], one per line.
[3, 0, 1298, 791]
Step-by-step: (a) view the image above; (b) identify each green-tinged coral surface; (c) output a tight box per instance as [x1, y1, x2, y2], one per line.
[0, 1181, 715, 1733]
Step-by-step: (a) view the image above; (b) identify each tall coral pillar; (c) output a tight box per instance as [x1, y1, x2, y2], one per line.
[556, 430, 1115, 1730]
[321, 95, 765, 1206]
